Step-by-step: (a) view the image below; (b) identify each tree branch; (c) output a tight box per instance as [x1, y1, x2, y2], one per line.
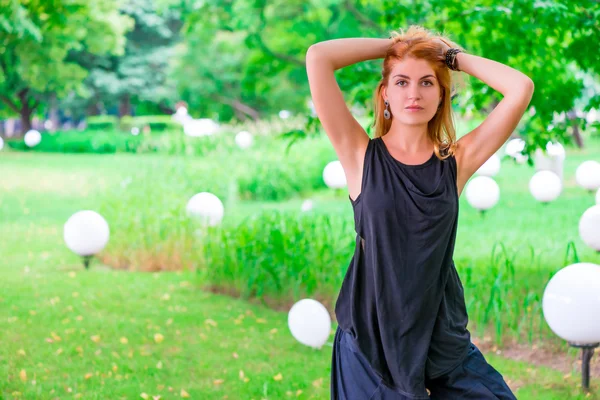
[17, 88, 29, 108]
[215, 94, 260, 120]
[250, 1, 305, 67]
[0, 95, 20, 113]
[31, 98, 40, 111]
[248, 33, 305, 67]
[343, 0, 385, 35]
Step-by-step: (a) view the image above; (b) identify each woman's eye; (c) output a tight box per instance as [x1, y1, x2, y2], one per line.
[397, 81, 433, 86]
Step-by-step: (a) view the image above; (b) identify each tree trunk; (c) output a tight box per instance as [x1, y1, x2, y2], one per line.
[19, 109, 33, 134]
[567, 110, 584, 149]
[17, 89, 34, 135]
[158, 103, 174, 115]
[119, 93, 131, 117]
[49, 93, 59, 132]
[87, 99, 102, 116]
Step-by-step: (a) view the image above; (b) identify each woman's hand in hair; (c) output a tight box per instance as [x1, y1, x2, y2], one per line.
[433, 37, 451, 55]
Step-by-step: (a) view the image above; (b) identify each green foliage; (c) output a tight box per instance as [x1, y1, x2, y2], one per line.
[86, 116, 119, 131]
[201, 211, 354, 301]
[5, 130, 143, 153]
[0, 0, 133, 129]
[120, 115, 182, 132]
[66, 0, 183, 117]
[3, 129, 337, 201]
[2, 0, 598, 150]
[235, 136, 335, 201]
[176, 0, 600, 150]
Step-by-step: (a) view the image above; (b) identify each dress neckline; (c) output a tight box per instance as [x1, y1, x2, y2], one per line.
[378, 137, 436, 169]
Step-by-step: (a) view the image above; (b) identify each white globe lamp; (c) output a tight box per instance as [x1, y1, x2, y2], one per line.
[575, 161, 600, 191]
[184, 119, 219, 137]
[0, 136, 4, 150]
[465, 176, 500, 213]
[235, 131, 253, 149]
[529, 171, 562, 203]
[476, 154, 501, 177]
[186, 192, 224, 226]
[514, 153, 528, 164]
[534, 141, 566, 181]
[323, 161, 346, 189]
[172, 106, 193, 125]
[288, 299, 331, 349]
[63, 210, 110, 269]
[579, 205, 600, 252]
[505, 138, 525, 160]
[542, 262, 600, 390]
[301, 199, 314, 212]
[24, 129, 42, 148]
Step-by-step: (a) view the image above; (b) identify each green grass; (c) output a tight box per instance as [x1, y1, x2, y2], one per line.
[1, 133, 600, 399]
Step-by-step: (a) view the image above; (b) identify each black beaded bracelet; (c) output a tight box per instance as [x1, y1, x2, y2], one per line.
[445, 48, 462, 71]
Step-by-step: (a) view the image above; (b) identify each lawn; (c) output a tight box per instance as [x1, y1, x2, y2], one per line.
[1, 133, 599, 399]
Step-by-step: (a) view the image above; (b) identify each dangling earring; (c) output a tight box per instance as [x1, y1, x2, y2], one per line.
[384, 100, 391, 120]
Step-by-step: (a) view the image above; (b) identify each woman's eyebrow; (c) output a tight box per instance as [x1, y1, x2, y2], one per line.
[392, 74, 436, 80]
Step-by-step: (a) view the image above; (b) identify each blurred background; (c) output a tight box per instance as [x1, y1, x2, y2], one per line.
[1, 0, 600, 399]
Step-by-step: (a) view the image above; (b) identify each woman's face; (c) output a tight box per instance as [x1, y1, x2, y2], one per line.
[384, 57, 442, 124]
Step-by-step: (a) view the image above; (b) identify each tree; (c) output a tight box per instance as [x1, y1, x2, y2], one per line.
[67, 0, 184, 118]
[0, 0, 133, 133]
[175, 0, 600, 148]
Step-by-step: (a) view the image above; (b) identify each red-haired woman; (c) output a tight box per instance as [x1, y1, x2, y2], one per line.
[306, 25, 533, 399]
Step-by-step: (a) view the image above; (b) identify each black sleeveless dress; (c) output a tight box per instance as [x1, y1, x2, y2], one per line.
[334, 137, 471, 398]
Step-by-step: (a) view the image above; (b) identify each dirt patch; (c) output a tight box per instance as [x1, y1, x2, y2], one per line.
[473, 336, 600, 378]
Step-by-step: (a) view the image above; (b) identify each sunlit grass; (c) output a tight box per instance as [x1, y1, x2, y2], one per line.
[1, 130, 599, 398]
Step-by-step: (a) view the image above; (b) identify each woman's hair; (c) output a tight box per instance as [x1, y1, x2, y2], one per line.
[372, 25, 465, 159]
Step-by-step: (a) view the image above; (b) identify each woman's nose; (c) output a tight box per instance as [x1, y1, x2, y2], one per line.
[408, 87, 422, 100]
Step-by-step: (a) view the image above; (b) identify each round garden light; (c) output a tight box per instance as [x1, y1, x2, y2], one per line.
[542, 262, 600, 391]
[63, 210, 110, 269]
[24, 130, 41, 148]
[575, 161, 600, 191]
[476, 153, 501, 177]
[505, 138, 525, 159]
[465, 176, 500, 213]
[529, 170, 562, 203]
[235, 130, 253, 149]
[0, 136, 4, 150]
[579, 205, 600, 252]
[186, 192, 224, 226]
[534, 141, 566, 181]
[301, 199, 314, 212]
[172, 106, 193, 125]
[184, 119, 219, 137]
[323, 160, 346, 189]
[288, 298, 331, 349]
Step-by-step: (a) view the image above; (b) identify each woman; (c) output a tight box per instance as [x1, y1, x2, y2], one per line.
[306, 26, 534, 399]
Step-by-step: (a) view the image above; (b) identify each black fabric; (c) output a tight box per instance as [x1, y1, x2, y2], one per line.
[334, 137, 471, 398]
[331, 326, 517, 400]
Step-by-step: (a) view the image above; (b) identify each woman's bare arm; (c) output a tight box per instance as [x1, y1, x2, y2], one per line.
[452, 52, 534, 195]
[306, 38, 391, 201]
